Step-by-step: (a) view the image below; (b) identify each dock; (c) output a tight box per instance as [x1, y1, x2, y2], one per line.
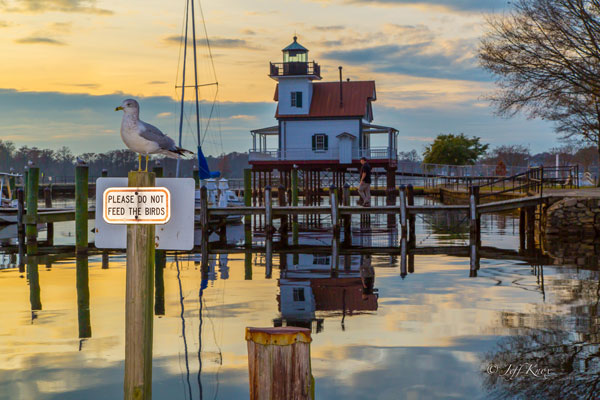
[1, 163, 585, 260]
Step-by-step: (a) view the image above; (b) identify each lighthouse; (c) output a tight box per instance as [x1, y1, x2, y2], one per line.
[249, 36, 398, 207]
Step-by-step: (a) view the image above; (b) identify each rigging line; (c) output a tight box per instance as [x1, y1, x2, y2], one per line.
[200, 86, 219, 146]
[176, 0, 190, 178]
[176, 255, 193, 400]
[189, 0, 202, 146]
[196, 0, 218, 84]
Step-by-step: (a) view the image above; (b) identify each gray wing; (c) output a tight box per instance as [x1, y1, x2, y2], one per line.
[138, 121, 177, 151]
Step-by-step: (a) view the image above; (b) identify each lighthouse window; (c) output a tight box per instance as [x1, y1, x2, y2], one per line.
[291, 91, 303, 108]
[293, 288, 306, 302]
[312, 134, 328, 152]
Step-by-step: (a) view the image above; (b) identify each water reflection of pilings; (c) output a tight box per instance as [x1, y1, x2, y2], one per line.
[154, 249, 166, 316]
[76, 254, 91, 339]
[27, 255, 42, 314]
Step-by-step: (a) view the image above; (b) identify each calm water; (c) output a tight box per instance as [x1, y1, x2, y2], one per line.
[1, 197, 599, 399]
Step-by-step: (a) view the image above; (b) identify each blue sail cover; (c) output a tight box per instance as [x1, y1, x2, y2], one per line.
[197, 145, 220, 179]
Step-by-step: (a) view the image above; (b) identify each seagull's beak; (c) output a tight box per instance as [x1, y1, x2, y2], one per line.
[115, 106, 123, 111]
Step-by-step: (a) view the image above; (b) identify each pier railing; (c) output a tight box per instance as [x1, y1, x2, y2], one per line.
[477, 165, 579, 198]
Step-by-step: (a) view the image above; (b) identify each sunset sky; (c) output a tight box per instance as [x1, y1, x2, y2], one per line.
[0, 0, 556, 156]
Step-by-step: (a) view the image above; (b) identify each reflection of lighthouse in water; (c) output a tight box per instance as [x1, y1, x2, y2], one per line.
[207, 254, 230, 284]
[275, 253, 378, 333]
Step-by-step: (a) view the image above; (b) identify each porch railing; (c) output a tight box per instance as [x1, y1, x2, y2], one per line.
[248, 147, 396, 162]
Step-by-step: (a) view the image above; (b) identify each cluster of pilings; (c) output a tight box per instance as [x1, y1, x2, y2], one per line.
[16, 163, 92, 258]
[246, 167, 398, 229]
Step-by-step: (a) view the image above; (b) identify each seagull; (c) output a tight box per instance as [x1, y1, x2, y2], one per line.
[115, 99, 193, 171]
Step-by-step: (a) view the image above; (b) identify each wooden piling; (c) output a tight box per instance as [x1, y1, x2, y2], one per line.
[407, 184, 415, 246]
[526, 206, 535, 251]
[193, 168, 200, 188]
[152, 165, 166, 317]
[291, 168, 299, 245]
[23, 169, 28, 205]
[75, 164, 88, 253]
[244, 169, 252, 227]
[44, 187, 54, 246]
[519, 208, 526, 252]
[246, 327, 314, 400]
[330, 185, 340, 235]
[199, 186, 208, 234]
[8, 174, 16, 198]
[469, 186, 480, 241]
[124, 171, 155, 400]
[342, 183, 351, 244]
[26, 167, 39, 255]
[17, 188, 25, 261]
[278, 185, 288, 241]
[265, 186, 273, 236]
[399, 185, 407, 237]
[76, 254, 92, 338]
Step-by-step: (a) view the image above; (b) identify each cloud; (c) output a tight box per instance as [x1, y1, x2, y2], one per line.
[49, 21, 72, 33]
[0, 20, 11, 28]
[66, 83, 100, 88]
[229, 114, 257, 120]
[156, 112, 173, 118]
[313, 25, 346, 31]
[315, 0, 507, 12]
[322, 40, 343, 47]
[322, 36, 491, 82]
[148, 81, 167, 85]
[1, 0, 113, 15]
[162, 35, 258, 49]
[244, 10, 279, 16]
[241, 29, 256, 35]
[15, 36, 66, 45]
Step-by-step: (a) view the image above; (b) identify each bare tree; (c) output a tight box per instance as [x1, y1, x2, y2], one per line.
[575, 144, 599, 171]
[485, 144, 531, 167]
[480, 0, 600, 185]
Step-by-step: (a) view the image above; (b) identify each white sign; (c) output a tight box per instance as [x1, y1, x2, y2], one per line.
[103, 187, 171, 224]
[95, 178, 195, 250]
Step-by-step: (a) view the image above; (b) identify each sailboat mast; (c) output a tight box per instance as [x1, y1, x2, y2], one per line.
[175, 0, 190, 178]
[190, 0, 202, 149]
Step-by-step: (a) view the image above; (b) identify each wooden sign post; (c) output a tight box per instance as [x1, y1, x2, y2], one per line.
[124, 171, 156, 400]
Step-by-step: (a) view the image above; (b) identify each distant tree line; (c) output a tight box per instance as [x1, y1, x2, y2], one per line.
[0, 140, 250, 181]
[418, 134, 599, 172]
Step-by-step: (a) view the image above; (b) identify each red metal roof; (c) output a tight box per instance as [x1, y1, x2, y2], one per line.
[274, 80, 376, 118]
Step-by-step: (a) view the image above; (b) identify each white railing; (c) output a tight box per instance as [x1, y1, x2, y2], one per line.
[248, 147, 395, 162]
